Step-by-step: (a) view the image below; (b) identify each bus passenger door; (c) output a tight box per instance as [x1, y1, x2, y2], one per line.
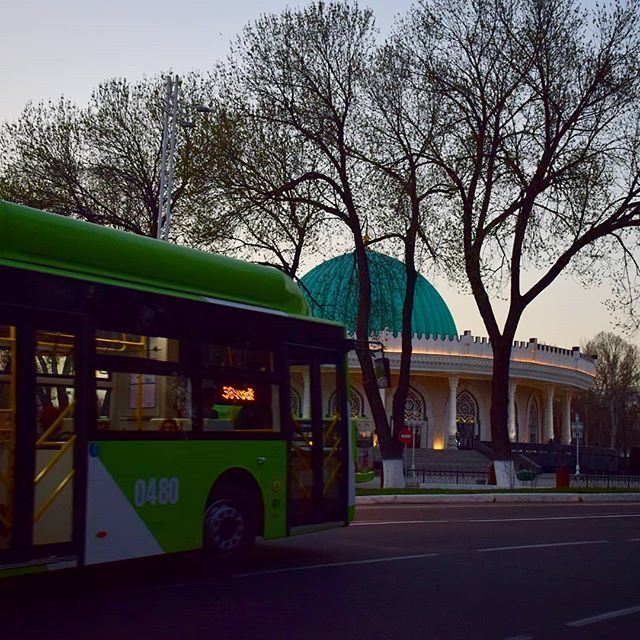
[287, 348, 347, 529]
[0, 323, 16, 557]
[0, 312, 84, 565]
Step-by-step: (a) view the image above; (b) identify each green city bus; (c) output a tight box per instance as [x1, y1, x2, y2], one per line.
[0, 200, 354, 578]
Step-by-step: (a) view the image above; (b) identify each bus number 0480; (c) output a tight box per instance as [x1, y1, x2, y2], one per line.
[134, 478, 180, 507]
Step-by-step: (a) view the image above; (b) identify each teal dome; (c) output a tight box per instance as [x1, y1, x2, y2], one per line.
[300, 250, 458, 338]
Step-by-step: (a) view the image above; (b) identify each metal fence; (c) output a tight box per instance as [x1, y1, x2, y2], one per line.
[572, 473, 640, 489]
[409, 469, 640, 489]
[408, 468, 489, 485]
[510, 442, 619, 473]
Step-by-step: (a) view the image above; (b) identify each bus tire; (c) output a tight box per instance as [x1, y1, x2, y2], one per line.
[203, 486, 256, 557]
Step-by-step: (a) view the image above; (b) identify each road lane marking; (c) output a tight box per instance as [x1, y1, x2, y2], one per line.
[359, 502, 640, 509]
[566, 604, 640, 627]
[353, 519, 444, 526]
[233, 553, 439, 578]
[477, 540, 607, 553]
[141, 582, 189, 593]
[503, 635, 533, 640]
[353, 513, 640, 526]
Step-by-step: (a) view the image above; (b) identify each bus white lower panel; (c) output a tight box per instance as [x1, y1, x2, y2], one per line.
[85, 457, 163, 565]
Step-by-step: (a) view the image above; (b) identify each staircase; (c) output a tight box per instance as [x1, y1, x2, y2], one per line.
[403, 448, 492, 472]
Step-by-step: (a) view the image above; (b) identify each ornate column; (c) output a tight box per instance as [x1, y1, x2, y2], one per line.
[508, 382, 517, 442]
[544, 384, 555, 443]
[561, 390, 572, 445]
[302, 370, 311, 419]
[447, 375, 459, 448]
[420, 416, 428, 449]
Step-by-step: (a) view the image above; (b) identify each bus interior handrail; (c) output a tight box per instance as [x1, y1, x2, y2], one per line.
[36, 401, 75, 447]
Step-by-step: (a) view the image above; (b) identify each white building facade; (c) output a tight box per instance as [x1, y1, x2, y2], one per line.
[343, 331, 594, 451]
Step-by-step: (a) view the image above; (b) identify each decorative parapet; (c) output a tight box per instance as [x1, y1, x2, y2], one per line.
[353, 329, 595, 391]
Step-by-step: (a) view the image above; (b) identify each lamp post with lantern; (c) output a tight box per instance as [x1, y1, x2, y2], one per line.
[572, 414, 584, 477]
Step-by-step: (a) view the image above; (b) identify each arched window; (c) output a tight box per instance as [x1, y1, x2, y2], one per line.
[528, 397, 540, 444]
[328, 386, 364, 418]
[290, 387, 302, 418]
[403, 386, 425, 422]
[402, 386, 426, 448]
[456, 390, 479, 448]
[456, 390, 478, 425]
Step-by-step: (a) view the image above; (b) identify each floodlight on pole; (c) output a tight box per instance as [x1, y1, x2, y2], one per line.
[156, 77, 213, 242]
[157, 75, 180, 241]
[163, 77, 180, 242]
[156, 76, 172, 240]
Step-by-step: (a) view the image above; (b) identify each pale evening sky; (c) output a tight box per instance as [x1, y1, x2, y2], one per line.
[1, 0, 631, 349]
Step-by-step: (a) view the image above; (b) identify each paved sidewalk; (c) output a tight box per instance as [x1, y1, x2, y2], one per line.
[356, 492, 640, 504]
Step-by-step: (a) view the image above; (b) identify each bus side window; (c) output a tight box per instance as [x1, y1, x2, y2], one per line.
[234, 402, 273, 430]
[202, 386, 219, 419]
[95, 370, 192, 432]
[160, 418, 180, 432]
[201, 382, 280, 432]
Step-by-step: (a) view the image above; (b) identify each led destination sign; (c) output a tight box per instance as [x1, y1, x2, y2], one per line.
[221, 385, 255, 402]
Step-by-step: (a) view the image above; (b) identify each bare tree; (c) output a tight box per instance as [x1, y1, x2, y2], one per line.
[185, 104, 337, 277]
[358, 34, 453, 460]
[0, 74, 219, 238]
[402, 0, 640, 479]
[583, 332, 640, 453]
[224, 2, 416, 482]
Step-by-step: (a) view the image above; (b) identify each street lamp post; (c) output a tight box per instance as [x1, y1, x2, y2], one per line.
[572, 414, 584, 477]
[406, 419, 418, 487]
[410, 421, 416, 479]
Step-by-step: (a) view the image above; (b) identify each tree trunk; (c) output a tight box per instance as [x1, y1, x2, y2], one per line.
[494, 459, 517, 487]
[381, 458, 405, 488]
[351, 236, 402, 487]
[389, 231, 419, 486]
[489, 336, 515, 486]
[489, 337, 513, 457]
[609, 399, 617, 450]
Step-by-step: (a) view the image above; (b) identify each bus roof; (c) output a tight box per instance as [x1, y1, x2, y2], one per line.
[0, 200, 311, 317]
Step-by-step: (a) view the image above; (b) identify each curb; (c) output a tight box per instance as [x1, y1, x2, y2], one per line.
[356, 493, 640, 505]
[579, 493, 640, 502]
[493, 493, 580, 503]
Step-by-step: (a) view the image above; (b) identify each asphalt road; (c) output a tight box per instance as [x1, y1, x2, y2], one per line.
[2, 501, 640, 640]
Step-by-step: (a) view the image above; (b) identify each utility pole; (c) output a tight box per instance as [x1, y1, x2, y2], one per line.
[156, 75, 212, 242]
[157, 75, 181, 242]
[157, 76, 171, 240]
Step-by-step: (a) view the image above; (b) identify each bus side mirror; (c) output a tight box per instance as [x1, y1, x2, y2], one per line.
[374, 357, 390, 389]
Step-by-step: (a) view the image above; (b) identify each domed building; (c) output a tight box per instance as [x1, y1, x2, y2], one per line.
[300, 249, 595, 458]
[302, 250, 458, 339]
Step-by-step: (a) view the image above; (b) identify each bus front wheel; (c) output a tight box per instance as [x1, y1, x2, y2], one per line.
[203, 487, 256, 557]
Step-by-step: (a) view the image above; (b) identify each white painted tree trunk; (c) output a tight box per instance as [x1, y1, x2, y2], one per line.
[494, 459, 517, 488]
[382, 458, 405, 488]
